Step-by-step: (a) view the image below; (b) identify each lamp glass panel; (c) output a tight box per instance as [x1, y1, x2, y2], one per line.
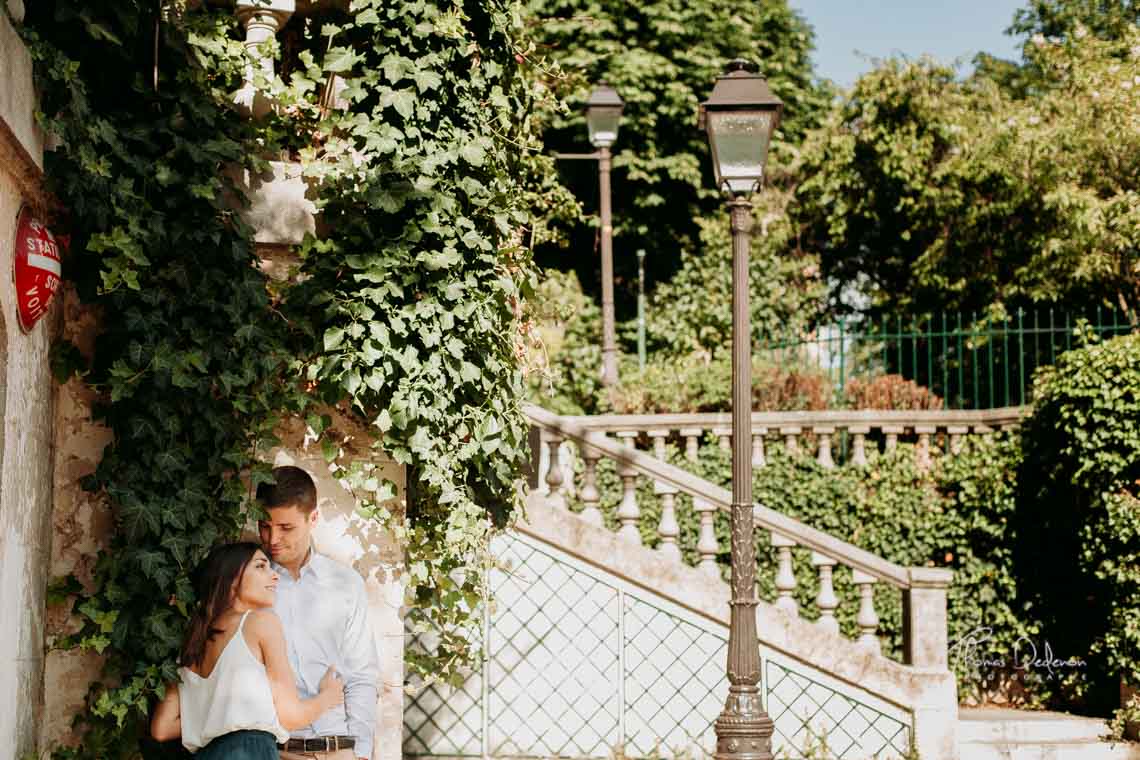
[707, 109, 774, 194]
[587, 105, 622, 147]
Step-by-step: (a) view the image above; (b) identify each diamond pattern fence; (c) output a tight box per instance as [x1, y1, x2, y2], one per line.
[404, 533, 913, 760]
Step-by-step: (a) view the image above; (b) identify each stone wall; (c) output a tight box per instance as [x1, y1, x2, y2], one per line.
[40, 288, 112, 753]
[0, 6, 59, 760]
[271, 411, 407, 760]
[2, 6, 407, 754]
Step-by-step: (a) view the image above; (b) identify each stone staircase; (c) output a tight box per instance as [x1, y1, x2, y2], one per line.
[495, 405, 1140, 760]
[960, 709, 1140, 759]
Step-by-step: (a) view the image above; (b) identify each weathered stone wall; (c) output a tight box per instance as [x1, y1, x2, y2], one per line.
[40, 288, 112, 753]
[0, 6, 59, 760]
[270, 410, 407, 760]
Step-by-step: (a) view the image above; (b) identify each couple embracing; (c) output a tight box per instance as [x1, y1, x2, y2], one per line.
[151, 466, 379, 760]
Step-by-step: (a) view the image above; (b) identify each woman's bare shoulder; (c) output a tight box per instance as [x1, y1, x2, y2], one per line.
[245, 608, 282, 631]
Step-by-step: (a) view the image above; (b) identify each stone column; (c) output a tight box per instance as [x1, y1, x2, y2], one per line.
[903, 567, 953, 668]
[234, 0, 295, 118]
[1, 11, 56, 759]
[903, 567, 958, 760]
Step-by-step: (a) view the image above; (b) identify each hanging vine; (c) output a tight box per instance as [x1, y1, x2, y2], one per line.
[23, 0, 553, 755]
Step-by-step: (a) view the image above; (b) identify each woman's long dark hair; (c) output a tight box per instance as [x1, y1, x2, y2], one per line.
[180, 542, 262, 668]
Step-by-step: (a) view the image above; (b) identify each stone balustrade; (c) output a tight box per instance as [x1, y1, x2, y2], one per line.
[553, 406, 1025, 471]
[525, 404, 955, 671]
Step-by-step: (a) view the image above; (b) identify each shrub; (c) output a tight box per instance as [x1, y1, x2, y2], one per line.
[605, 356, 833, 414]
[1014, 332, 1140, 716]
[844, 374, 944, 410]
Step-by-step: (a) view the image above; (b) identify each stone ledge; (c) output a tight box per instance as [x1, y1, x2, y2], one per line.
[229, 160, 317, 246]
[0, 9, 48, 212]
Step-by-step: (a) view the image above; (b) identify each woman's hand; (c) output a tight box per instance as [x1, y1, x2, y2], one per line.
[252, 610, 347, 729]
[318, 666, 345, 708]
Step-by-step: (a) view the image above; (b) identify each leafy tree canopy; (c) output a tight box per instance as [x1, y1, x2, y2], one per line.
[790, 25, 1140, 323]
[524, 0, 830, 313]
[1009, 0, 1139, 43]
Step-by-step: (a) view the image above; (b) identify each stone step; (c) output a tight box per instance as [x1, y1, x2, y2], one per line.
[960, 708, 1140, 759]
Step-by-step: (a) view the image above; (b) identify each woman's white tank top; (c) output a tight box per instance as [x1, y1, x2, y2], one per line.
[177, 611, 289, 752]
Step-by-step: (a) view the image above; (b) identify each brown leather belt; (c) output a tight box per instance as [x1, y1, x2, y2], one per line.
[278, 736, 356, 753]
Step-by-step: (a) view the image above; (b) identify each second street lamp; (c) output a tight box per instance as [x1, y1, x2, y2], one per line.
[586, 84, 624, 387]
[699, 59, 783, 760]
[552, 84, 625, 386]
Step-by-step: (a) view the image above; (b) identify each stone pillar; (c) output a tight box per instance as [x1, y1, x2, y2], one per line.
[848, 425, 870, 466]
[882, 425, 904, 453]
[903, 567, 958, 760]
[914, 425, 936, 471]
[947, 425, 969, 455]
[234, 0, 295, 118]
[903, 567, 953, 669]
[1, 10, 56, 759]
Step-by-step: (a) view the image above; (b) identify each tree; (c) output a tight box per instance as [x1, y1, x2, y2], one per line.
[645, 191, 825, 358]
[525, 0, 829, 316]
[790, 26, 1140, 323]
[1009, 0, 1139, 43]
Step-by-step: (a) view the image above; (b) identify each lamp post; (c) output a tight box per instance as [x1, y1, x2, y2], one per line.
[698, 59, 783, 760]
[556, 84, 625, 386]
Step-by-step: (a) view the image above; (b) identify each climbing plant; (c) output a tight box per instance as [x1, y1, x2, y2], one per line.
[24, 0, 546, 755]
[274, 0, 547, 685]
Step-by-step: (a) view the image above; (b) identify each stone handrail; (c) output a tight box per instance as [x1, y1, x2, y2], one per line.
[558, 407, 1025, 430]
[556, 406, 1027, 470]
[524, 403, 953, 670]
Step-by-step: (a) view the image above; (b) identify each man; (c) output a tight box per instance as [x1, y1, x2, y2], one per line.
[257, 465, 379, 760]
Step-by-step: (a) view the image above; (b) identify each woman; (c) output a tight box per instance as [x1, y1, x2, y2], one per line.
[151, 542, 345, 759]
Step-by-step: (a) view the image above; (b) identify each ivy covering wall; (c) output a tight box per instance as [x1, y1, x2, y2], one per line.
[23, 1, 546, 755]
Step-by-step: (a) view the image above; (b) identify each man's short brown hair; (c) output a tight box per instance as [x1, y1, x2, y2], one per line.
[256, 465, 318, 514]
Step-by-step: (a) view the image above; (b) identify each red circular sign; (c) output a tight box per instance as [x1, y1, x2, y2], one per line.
[13, 206, 62, 333]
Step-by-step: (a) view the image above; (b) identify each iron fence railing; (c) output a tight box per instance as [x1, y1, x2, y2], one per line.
[757, 308, 1136, 409]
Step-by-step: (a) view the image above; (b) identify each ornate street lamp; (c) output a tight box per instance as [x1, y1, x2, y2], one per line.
[698, 59, 782, 760]
[552, 84, 625, 386]
[585, 84, 624, 387]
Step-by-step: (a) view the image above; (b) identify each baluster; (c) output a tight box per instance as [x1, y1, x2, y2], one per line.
[615, 431, 642, 544]
[815, 426, 835, 469]
[849, 425, 870, 466]
[649, 429, 681, 562]
[714, 427, 731, 452]
[544, 432, 566, 509]
[578, 444, 603, 526]
[852, 570, 881, 653]
[751, 427, 767, 467]
[947, 425, 969, 455]
[915, 425, 935, 471]
[883, 425, 903, 453]
[974, 423, 994, 439]
[811, 552, 839, 634]
[771, 533, 798, 616]
[682, 427, 719, 575]
[780, 425, 802, 456]
[681, 428, 702, 463]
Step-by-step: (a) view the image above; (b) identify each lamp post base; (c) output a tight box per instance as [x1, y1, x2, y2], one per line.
[714, 686, 775, 760]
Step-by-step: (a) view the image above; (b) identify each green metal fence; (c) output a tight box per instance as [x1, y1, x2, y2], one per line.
[757, 308, 1136, 409]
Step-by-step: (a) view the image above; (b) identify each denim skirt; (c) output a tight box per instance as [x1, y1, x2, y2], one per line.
[196, 730, 278, 760]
